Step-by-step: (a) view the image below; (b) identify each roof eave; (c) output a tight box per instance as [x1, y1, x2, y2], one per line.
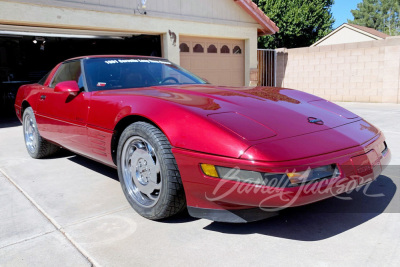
[234, 0, 279, 36]
[311, 23, 388, 47]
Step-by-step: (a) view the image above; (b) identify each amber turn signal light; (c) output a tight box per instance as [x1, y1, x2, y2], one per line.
[200, 164, 219, 178]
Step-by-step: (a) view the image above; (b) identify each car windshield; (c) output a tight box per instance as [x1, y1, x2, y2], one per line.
[83, 57, 207, 91]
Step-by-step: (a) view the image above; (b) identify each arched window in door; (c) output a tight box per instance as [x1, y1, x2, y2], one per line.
[207, 44, 217, 53]
[221, 45, 230, 54]
[233, 46, 242, 54]
[179, 43, 190, 52]
[193, 44, 204, 53]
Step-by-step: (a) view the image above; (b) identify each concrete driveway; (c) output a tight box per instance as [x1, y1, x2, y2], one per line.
[0, 102, 399, 267]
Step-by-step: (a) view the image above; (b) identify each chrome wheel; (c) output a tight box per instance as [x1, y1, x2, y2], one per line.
[24, 113, 38, 154]
[121, 136, 162, 208]
[22, 107, 59, 159]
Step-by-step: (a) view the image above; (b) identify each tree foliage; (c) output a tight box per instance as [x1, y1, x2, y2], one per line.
[349, 0, 400, 36]
[253, 0, 335, 49]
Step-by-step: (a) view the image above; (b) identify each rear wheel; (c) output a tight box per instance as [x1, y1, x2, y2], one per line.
[23, 107, 59, 158]
[117, 122, 186, 220]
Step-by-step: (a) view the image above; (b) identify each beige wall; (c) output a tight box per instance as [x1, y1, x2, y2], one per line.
[0, 0, 261, 85]
[276, 37, 400, 103]
[315, 27, 378, 46]
[4, 0, 257, 26]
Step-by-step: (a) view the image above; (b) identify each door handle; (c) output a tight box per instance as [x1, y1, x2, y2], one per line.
[40, 95, 46, 100]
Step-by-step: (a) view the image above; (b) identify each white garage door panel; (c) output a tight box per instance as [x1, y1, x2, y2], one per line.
[180, 36, 245, 87]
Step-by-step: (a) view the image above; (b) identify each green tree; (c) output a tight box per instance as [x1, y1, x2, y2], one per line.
[349, 0, 400, 36]
[253, 0, 335, 49]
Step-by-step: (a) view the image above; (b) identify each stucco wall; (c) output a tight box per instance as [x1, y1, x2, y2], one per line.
[276, 37, 400, 103]
[4, 0, 258, 26]
[315, 27, 378, 46]
[0, 0, 260, 85]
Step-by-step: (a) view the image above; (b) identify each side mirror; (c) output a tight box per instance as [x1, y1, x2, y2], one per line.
[54, 81, 80, 96]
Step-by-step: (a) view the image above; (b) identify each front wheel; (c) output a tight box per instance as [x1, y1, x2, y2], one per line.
[23, 107, 59, 159]
[117, 122, 186, 220]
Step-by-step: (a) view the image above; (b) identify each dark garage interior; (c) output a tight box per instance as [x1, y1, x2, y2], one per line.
[0, 33, 161, 120]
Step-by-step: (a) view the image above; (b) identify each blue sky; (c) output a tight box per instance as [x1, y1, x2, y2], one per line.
[331, 0, 361, 28]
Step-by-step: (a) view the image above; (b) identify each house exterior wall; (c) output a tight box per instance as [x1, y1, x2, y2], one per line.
[3, 0, 258, 26]
[315, 27, 378, 46]
[276, 37, 400, 103]
[0, 0, 260, 85]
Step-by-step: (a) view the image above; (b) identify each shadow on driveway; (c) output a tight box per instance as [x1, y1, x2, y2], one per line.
[204, 174, 397, 241]
[67, 154, 119, 182]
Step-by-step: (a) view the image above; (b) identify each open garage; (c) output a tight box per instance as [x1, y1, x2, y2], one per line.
[0, 25, 161, 116]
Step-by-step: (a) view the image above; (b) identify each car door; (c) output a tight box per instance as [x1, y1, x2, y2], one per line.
[35, 60, 91, 155]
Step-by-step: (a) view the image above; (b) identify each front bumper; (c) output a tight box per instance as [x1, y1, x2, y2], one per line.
[172, 133, 391, 222]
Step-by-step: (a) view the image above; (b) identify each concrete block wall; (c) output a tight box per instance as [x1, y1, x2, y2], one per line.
[276, 37, 400, 103]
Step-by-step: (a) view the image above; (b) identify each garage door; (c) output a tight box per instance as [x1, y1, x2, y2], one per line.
[180, 37, 245, 87]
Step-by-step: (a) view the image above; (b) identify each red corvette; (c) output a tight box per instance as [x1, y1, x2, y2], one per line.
[15, 56, 391, 223]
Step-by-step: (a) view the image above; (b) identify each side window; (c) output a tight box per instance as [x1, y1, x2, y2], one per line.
[38, 71, 50, 85]
[50, 61, 82, 89]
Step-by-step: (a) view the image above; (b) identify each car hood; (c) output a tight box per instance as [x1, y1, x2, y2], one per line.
[94, 84, 360, 142]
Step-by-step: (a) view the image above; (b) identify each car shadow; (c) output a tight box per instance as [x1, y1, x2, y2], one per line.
[67, 154, 119, 182]
[159, 210, 200, 224]
[203, 174, 398, 241]
[45, 148, 75, 159]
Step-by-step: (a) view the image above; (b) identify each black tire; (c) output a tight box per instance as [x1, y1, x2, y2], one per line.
[117, 122, 186, 220]
[23, 107, 59, 159]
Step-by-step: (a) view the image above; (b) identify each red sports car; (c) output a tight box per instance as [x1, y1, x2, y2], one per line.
[15, 56, 391, 223]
